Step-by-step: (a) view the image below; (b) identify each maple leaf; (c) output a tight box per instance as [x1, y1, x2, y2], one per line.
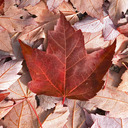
[1, 68, 40, 128]
[0, 26, 12, 52]
[4, 0, 40, 9]
[37, 95, 61, 110]
[20, 12, 116, 101]
[0, 5, 37, 33]
[83, 31, 111, 53]
[19, 1, 78, 43]
[118, 70, 128, 92]
[47, 0, 68, 11]
[41, 103, 69, 128]
[108, 0, 128, 25]
[64, 99, 86, 128]
[74, 15, 120, 41]
[70, 0, 103, 20]
[0, 60, 22, 90]
[84, 87, 128, 118]
[84, 110, 128, 128]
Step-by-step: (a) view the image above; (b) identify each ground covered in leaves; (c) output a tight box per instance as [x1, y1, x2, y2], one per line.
[0, 0, 128, 128]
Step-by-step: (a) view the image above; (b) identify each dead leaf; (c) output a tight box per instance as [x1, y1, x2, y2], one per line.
[0, 26, 12, 52]
[74, 15, 119, 41]
[47, 0, 68, 11]
[0, 5, 37, 33]
[20, 13, 116, 101]
[64, 99, 86, 128]
[70, 0, 103, 20]
[84, 87, 128, 118]
[0, 60, 22, 90]
[108, 0, 128, 25]
[118, 70, 128, 92]
[41, 103, 69, 128]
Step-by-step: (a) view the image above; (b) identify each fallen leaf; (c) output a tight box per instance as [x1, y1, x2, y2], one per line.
[118, 70, 128, 92]
[4, 0, 40, 9]
[90, 114, 128, 128]
[0, 5, 37, 33]
[83, 31, 111, 53]
[108, 0, 128, 25]
[17, 0, 40, 8]
[2, 67, 39, 128]
[74, 15, 119, 41]
[0, 26, 12, 52]
[84, 87, 128, 118]
[3, 97, 38, 128]
[41, 103, 69, 128]
[0, 60, 22, 90]
[64, 99, 86, 128]
[20, 1, 78, 43]
[84, 109, 128, 128]
[37, 95, 61, 111]
[47, 0, 68, 11]
[20, 13, 116, 101]
[70, 0, 103, 20]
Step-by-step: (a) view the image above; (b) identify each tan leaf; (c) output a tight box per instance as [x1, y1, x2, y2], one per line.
[0, 26, 12, 52]
[1, 67, 39, 128]
[3, 97, 37, 128]
[38, 95, 62, 111]
[84, 87, 128, 118]
[19, 1, 78, 43]
[42, 103, 69, 128]
[118, 70, 128, 92]
[108, 0, 128, 24]
[70, 0, 103, 20]
[64, 100, 86, 128]
[0, 6, 36, 33]
[47, 0, 68, 11]
[83, 31, 111, 53]
[0, 60, 22, 90]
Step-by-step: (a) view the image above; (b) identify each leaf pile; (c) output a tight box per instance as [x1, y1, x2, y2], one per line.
[0, 0, 127, 128]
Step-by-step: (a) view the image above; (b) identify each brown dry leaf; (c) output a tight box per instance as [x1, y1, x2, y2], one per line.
[70, 0, 103, 20]
[103, 67, 125, 88]
[0, 26, 12, 52]
[0, 5, 36, 33]
[84, 110, 128, 128]
[64, 100, 86, 128]
[47, 0, 68, 11]
[0, 60, 23, 90]
[4, 0, 40, 9]
[41, 103, 69, 128]
[19, 1, 78, 43]
[84, 87, 128, 118]
[54, 2, 79, 24]
[1, 68, 39, 128]
[83, 31, 111, 53]
[37, 95, 62, 111]
[118, 70, 128, 92]
[3, 97, 38, 128]
[108, 0, 128, 25]
[112, 34, 128, 66]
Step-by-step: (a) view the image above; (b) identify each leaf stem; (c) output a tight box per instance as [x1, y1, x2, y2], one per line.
[62, 97, 65, 105]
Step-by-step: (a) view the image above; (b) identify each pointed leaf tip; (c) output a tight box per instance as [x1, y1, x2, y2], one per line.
[19, 40, 33, 56]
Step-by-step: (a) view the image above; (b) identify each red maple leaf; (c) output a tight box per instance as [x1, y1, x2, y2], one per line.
[19, 13, 116, 101]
